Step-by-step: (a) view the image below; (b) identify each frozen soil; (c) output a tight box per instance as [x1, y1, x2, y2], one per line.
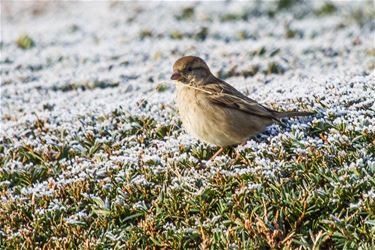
[1, 1, 374, 249]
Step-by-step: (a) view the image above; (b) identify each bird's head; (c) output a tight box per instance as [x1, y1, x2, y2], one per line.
[171, 56, 211, 85]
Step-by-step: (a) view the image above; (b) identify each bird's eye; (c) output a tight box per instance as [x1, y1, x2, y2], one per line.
[187, 66, 193, 72]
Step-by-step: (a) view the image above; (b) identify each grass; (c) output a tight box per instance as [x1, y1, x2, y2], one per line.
[2, 1, 375, 249]
[1, 92, 374, 248]
[16, 34, 35, 49]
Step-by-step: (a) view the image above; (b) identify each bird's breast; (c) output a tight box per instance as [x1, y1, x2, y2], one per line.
[176, 86, 205, 136]
[175, 85, 243, 146]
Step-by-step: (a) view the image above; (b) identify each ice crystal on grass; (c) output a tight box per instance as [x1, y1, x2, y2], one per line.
[1, 1, 374, 249]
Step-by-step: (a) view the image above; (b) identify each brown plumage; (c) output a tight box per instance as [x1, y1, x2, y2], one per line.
[171, 56, 313, 155]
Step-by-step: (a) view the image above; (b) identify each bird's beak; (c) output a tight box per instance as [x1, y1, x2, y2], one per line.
[170, 71, 182, 81]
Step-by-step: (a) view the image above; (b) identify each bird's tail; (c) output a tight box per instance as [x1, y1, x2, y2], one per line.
[274, 110, 314, 119]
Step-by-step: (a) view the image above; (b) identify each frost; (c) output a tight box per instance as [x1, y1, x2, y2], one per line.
[1, 1, 374, 247]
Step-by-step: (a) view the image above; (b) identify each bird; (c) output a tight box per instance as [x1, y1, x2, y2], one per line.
[170, 56, 313, 160]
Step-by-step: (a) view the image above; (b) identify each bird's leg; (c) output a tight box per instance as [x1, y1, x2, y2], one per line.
[209, 147, 224, 161]
[232, 142, 248, 164]
[234, 150, 241, 162]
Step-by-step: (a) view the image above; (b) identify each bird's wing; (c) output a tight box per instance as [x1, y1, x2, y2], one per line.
[201, 78, 278, 120]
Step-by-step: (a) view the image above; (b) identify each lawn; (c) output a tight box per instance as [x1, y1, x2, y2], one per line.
[1, 1, 374, 249]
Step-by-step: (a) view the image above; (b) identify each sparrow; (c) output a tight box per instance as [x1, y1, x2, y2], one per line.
[171, 56, 313, 160]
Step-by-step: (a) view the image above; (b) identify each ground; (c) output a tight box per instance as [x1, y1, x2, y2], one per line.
[1, 1, 374, 249]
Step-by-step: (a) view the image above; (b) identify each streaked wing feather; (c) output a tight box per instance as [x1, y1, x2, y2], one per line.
[202, 79, 278, 120]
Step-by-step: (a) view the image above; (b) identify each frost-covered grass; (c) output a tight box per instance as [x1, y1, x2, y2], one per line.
[1, 1, 375, 249]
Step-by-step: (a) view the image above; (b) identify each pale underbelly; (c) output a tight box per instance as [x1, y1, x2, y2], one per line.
[177, 98, 245, 146]
[175, 86, 270, 147]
